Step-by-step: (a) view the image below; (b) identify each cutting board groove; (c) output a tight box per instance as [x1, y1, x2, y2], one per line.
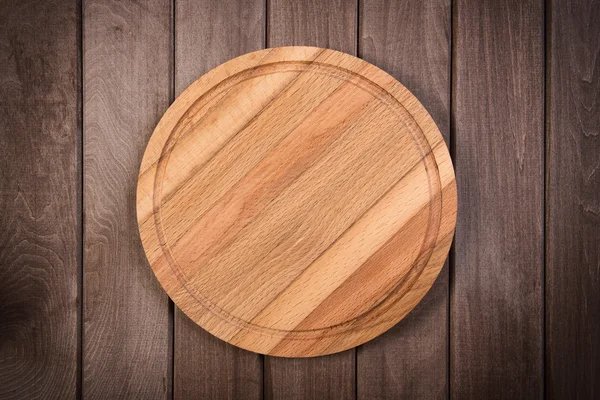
[137, 46, 456, 357]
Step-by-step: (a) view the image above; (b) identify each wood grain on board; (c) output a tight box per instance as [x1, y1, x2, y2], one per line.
[173, 0, 264, 398]
[266, 0, 356, 397]
[357, 0, 451, 398]
[546, 0, 600, 398]
[83, 0, 171, 397]
[137, 46, 456, 356]
[452, 0, 544, 398]
[0, 0, 80, 398]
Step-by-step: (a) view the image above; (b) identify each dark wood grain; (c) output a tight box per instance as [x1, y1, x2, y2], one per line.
[173, 0, 264, 398]
[0, 0, 80, 398]
[4, 0, 598, 397]
[83, 0, 171, 397]
[546, 0, 600, 398]
[452, 0, 544, 398]
[267, 0, 356, 54]
[264, 1, 356, 398]
[265, 355, 355, 400]
[357, 0, 450, 398]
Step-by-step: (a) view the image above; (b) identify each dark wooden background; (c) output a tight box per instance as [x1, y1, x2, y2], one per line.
[0, 0, 598, 398]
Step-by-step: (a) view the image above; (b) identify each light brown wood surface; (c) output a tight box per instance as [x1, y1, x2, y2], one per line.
[137, 46, 456, 357]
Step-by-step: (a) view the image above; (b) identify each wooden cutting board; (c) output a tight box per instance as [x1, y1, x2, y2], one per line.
[137, 47, 457, 357]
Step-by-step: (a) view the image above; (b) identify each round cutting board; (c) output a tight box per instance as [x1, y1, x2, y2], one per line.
[137, 47, 456, 357]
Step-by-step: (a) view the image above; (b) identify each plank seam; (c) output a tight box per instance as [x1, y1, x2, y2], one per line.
[354, 2, 360, 398]
[262, 2, 268, 398]
[449, 0, 457, 398]
[542, 0, 550, 397]
[169, 0, 176, 399]
[78, 0, 85, 398]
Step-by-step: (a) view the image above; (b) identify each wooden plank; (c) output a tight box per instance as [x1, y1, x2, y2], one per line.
[0, 0, 80, 398]
[451, 0, 544, 398]
[546, 0, 600, 398]
[265, 0, 356, 399]
[83, 0, 171, 397]
[265, 356, 355, 400]
[173, 0, 264, 398]
[268, 0, 356, 54]
[357, 0, 450, 398]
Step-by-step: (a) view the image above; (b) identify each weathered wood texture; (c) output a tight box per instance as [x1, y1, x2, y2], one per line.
[267, 0, 356, 54]
[265, 0, 356, 398]
[4, 0, 600, 398]
[173, 0, 264, 398]
[266, 351, 354, 400]
[264, 355, 355, 400]
[358, 0, 450, 397]
[0, 0, 80, 398]
[546, 0, 600, 398]
[83, 0, 171, 397]
[452, 0, 544, 398]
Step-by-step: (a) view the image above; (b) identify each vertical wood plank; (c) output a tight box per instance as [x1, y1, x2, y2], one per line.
[173, 1, 264, 398]
[0, 0, 80, 398]
[357, 0, 450, 398]
[546, 0, 600, 398]
[268, 0, 356, 54]
[265, 1, 356, 399]
[83, 0, 171, 397]
[265, 357, 355, 400]
[452, 0, 544, 398]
